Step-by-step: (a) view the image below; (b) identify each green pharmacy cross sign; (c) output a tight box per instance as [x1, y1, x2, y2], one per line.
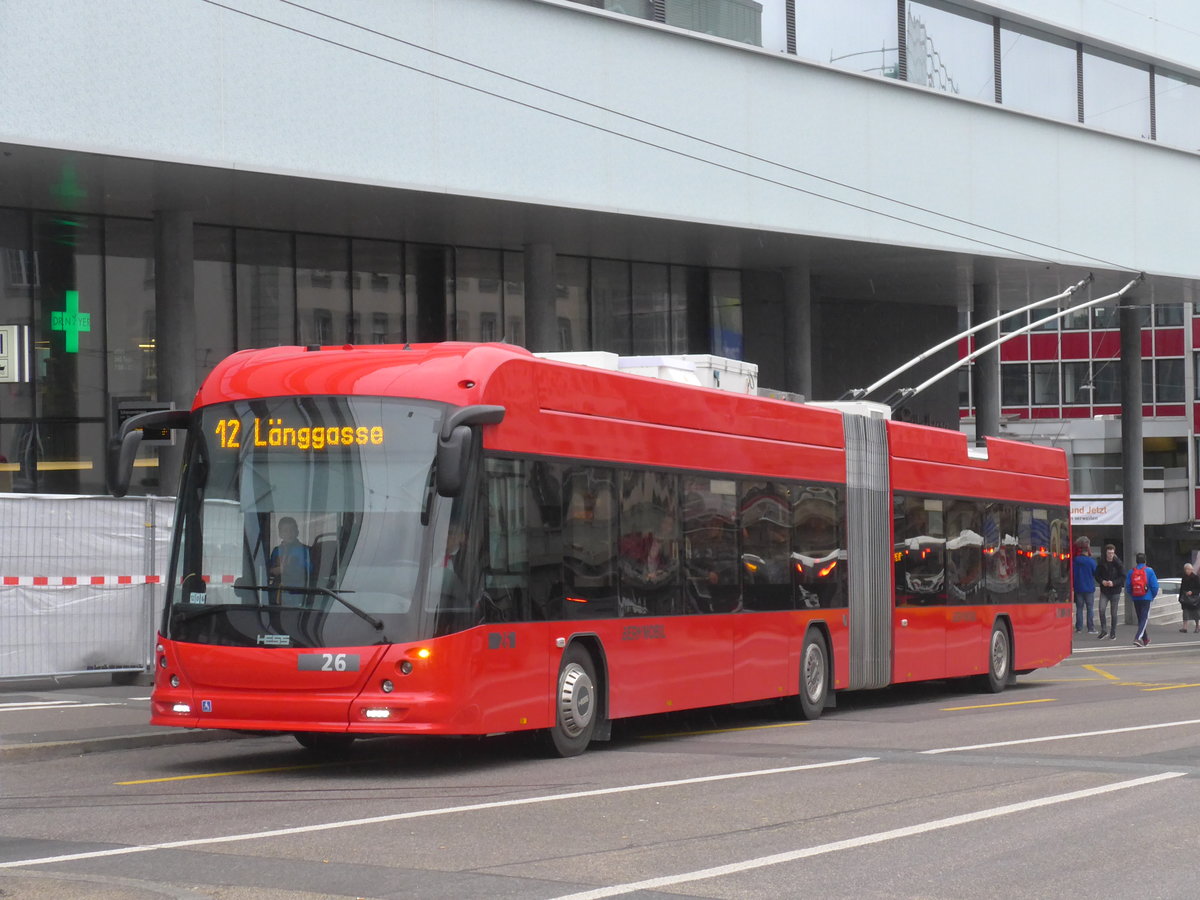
[51, 290, 91, 353]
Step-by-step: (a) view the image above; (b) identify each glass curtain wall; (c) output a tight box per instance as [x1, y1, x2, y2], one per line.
[351, 238, 406, 344]
[557, 256, 591, 352]
[33, 211, 106, 493]
[503, 250, 525, 347]
[455, 248, 504, 343]
[1082, 49, 1151, 139]
[236, 230, 294, 348]
[194, 225, 236, 376]
[999, 24, 1078, 121]
[905, 1, 994, 100]
[296, 235, 350, 346]
[0, 209, 33, 492]
[1156, 72, 1200, 150]
[0, 209, 735, 493]
[794, 0, 898, 77]
[104, 218, 155, 405]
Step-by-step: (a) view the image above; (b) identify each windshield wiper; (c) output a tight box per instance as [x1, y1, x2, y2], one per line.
[173, 600, 275, 622]
[180, 584, 387, 633]
[305, 586, 387, 632]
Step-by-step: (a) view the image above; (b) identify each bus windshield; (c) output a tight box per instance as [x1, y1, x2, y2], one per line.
[165, 396, 478, 648]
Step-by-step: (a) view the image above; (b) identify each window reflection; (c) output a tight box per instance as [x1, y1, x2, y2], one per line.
[455, 248, 502, 343]
[351, 239, 405, 344]
[195, 226, 235, 375]
[631, 263, 671, 354]
[556, 256, 590, 351]
[592, 259, 631, 354]
[503, 250, 525, 347]
[906, 2, 995, 100]
[1083, 49, 1151, 139]
[236, 229, 294, 348]
[999, 23, 1077, 121]
[1062, 361, 1091, 404]
[296, 235, 349, 346]
[1092, 360, 1120, 404]
[794, 0, 898, 78]
[1001, 363, 1029, 406]
[1155, 71, 1200, 150]
[711, 270, 743, 359]
[1156, 358, 1184, 402]
[1031, 362, 1059, 405]
[104, 218, 155, 401]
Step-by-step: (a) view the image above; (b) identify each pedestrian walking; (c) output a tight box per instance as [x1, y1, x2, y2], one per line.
[1127, 552, 1159, 647]
[1095, 543, 1124, 640]
[1072, 537, 1098, 634]
[1178, 562, 1200, 633]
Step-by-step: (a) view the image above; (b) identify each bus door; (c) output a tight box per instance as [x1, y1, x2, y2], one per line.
[891, 498, 947, 683]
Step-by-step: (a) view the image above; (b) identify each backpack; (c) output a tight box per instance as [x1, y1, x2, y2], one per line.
[1130, 566, 1148, 597]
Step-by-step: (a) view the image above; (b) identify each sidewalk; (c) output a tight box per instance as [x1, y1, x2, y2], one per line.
[5, 624, 1199, 763]
[0, 673, 249, 762]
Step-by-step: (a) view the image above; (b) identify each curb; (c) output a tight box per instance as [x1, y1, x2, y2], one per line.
[0, 729, 254, 763]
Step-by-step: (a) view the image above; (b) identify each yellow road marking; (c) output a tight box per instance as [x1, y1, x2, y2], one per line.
[116, 762, 335, 785]
[1143, 683, 1200, 692]
[639, 722, 807, 739]
[1083, 664, 1121, 681]
[1114, 681, 1176, 687]
[941, 699, 1057, 711]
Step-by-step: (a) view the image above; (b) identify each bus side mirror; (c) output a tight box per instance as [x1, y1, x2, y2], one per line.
[435, 404, 505, 498]
[107, 409, 192, 497]
[436, 425, 471, 497]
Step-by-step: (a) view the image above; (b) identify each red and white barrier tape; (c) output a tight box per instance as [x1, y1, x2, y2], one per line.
[1, 574, 238, 587]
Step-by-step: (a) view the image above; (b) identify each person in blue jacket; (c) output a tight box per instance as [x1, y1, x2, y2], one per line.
[1072, 537, 1098, 634]
[1126, 552, 1160, 647]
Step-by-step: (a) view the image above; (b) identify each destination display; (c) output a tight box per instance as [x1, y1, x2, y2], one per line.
[212, 417, 386, 451]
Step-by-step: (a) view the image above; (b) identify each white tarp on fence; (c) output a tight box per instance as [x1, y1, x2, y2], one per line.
[0, 493, 174, 679]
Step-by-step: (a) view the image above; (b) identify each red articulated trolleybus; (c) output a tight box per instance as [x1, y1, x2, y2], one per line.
[109, 342, 1072, 757]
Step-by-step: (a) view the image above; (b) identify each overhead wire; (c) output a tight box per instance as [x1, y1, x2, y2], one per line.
[196, 0, 1143, 274]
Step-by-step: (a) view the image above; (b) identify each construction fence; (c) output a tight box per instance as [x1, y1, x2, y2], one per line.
[0, 493, 173, 680]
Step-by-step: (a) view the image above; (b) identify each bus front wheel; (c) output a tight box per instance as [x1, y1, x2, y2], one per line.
[545, 645, 598, 757]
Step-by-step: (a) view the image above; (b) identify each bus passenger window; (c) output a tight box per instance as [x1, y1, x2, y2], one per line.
[740, 481, 793, 611]
[618, 471, 682, 617]
[894, 495, 946, 606]
[683, 477, 740, 613]
[562, 466, 618, 618]
[792, 485, 846, 609]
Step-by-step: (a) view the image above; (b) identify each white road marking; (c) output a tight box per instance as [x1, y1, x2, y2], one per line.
[0, 756, 877, 869]
[0, 701, 121, 712]
[922, 717, 1200, 754]
[549, 772, 1186, 900]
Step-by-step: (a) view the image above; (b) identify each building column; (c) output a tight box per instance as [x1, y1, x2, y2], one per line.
[1120, 304, 1146, 568]
[155, 210, 195, 491]
[523, 242, 557, 352]
[783, 265, 812, 400]
[972, 281, 1000, 445]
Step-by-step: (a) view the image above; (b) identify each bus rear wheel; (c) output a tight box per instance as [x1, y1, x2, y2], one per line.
[976, 622, 1011, 693]
[544, 645, 598, 758]
[783, 630, 828, 720]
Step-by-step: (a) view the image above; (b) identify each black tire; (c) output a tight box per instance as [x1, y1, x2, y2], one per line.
[294, 732, 357, 756]
[545, 644, 598, 757]
[976, 622, 1011, 693]
[783, 629, 828, 720]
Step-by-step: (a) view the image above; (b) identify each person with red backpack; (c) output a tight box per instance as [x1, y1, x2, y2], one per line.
[1126, 552, 1159, 647]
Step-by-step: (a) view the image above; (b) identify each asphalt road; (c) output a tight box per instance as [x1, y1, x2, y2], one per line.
[3, 635, 1200, 899]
